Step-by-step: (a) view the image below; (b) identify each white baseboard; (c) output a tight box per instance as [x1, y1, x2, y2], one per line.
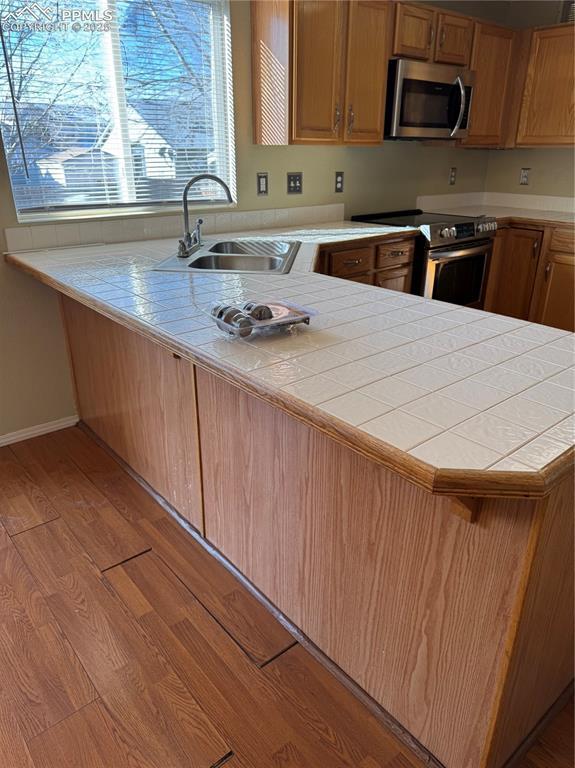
[0, 415, 79, 447]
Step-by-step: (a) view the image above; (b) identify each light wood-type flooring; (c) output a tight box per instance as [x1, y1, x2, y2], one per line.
[0, 427, 571, 768]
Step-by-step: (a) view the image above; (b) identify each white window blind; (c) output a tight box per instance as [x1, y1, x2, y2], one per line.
[0, 0, 235, 215]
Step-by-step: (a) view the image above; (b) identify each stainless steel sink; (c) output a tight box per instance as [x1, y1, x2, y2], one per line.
[208, 240, 292, 256]
[191, 254, 284, 271]
[154, 239, 300, 274]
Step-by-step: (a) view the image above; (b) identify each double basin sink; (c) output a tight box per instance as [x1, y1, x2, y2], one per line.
[155, 239, 301, 274]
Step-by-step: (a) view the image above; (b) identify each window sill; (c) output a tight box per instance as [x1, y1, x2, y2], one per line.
[17, 201, 237, 224]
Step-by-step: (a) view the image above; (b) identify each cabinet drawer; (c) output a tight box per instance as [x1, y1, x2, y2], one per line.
[331, 247, 375, 276]
[347, 272, 374, 285]
[550, 228, 575, 254]
[374, 265, 413, 293]
[376, 240, 415, 269]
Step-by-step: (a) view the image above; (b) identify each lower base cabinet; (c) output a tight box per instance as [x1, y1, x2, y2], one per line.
[529, 227, 575, 331]
[486, 223, 574, 332]
[533, 252, 575, 330]
[488, 227, 542, 318]
[319, 236, 416, 293]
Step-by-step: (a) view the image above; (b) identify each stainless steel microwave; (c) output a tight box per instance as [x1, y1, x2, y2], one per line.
[385, 59, 474, 140]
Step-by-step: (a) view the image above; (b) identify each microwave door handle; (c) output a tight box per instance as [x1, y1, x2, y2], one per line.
[449, 76, 466, 137]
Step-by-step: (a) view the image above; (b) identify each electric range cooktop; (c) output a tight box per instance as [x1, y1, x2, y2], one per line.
[351, 209, 497, 247]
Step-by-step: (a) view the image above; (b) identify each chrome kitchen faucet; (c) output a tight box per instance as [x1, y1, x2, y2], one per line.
[178, 174, 234, 258]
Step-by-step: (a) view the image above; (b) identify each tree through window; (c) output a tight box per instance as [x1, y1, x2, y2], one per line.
[0, 0, 235, 215]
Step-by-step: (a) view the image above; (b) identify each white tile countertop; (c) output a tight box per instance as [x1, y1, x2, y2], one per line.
[6, 220, 575, 490]
[422, 205, 575, 225]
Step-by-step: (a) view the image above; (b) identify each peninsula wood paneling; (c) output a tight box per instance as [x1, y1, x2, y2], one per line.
[196, 368, 541, 768]
[485, 473, 574, 768]
[61, 298, 203, 531]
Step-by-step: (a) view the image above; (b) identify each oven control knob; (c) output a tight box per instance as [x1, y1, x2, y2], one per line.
[440, 227, 451, 238]
[478, 222, 486, 233]
[449, 227, 457, 238]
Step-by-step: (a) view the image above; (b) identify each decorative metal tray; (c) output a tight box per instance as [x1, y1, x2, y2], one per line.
[210, 300, 316, 339]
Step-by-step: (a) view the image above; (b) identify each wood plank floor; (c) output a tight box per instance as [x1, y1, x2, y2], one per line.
[0, 426, 572, 768]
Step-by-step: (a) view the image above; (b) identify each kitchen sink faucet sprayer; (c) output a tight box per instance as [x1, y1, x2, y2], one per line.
[179, 174, 234, 258]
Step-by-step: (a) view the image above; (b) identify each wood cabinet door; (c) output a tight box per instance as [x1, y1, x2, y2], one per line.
[516, 25, 575, 146]
[532, 252, 575, 332]
[483, 228, 507, 312]
[393, 3, 436, 61]
[374, 265, 413, 293]
[343, 1, 391, 144]
[292, 0, 346, 142]
[434, 13, 474, 66]
[492, 228, 542, 319]
[465, 23, 514, 146]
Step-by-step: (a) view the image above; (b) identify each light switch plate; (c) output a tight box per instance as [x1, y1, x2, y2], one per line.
[448, 167, 457, 186]
[287, 172, 303, 194]
[257, 172, 268, 196]
[335, 171, 344, 193]
[520, 168, 530, 185]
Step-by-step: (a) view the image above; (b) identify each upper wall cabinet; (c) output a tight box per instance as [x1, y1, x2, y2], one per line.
[393, 4, 473, 66]
[252, 0, 392, 146]
[516, 25, 575, 146]
[434, 13, 474, 66]
[343, 1, 393, 144]
[464, 23, 515, 147]
[292, 0, 346, 142]
[392, 3, 436, 60]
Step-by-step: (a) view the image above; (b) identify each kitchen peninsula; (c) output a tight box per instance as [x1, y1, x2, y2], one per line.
[6, 222, 574, 768]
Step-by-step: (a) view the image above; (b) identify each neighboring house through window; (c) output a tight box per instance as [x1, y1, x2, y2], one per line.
[0, 0, 235, 216]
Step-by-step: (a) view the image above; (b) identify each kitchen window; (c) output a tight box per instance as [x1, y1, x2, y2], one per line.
[0, 0, 235, 218]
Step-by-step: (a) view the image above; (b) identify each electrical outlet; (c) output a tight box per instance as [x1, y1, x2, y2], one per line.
[335, 171, 344, 193]
[520, 168, 530, 185]
[448, 167, 457, 185]
[287, 172, 303, 194]
[256, 172, 268, 196]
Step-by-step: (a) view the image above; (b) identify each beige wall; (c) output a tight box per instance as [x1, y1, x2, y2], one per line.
[0, 0, 573, 437]
[0, 143, 77, 437]
[485, 149, 575, 197]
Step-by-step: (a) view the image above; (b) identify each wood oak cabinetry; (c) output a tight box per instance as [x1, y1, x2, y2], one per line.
[465, 23, 514, 146]
[392, 2, 435, 60]
[343, 0, 392, 143]
[516, 25, 575, 146]
[255, 2, 574, 148]
[253, 0, 392, 145]
[393, 3, 473, 66]
[488, 228, 543, 320]
[434, 12, 474, 66]
[486, 222, 574, 332]
[530, 228, 575, 332]
[320, 236, 415, 292]
[292, 0, 346, 142]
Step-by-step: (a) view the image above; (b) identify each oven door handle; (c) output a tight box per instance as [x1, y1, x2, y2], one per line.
[449, 76, 466, 138]
[429, 243, 491, 262]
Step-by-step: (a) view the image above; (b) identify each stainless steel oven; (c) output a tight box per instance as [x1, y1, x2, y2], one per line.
[385, 59, 474, 140]
[423, 240, 493, 308]
[350, 209, 497, 308]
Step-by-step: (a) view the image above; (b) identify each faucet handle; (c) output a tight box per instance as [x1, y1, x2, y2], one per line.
[177, 239, 188, 258]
